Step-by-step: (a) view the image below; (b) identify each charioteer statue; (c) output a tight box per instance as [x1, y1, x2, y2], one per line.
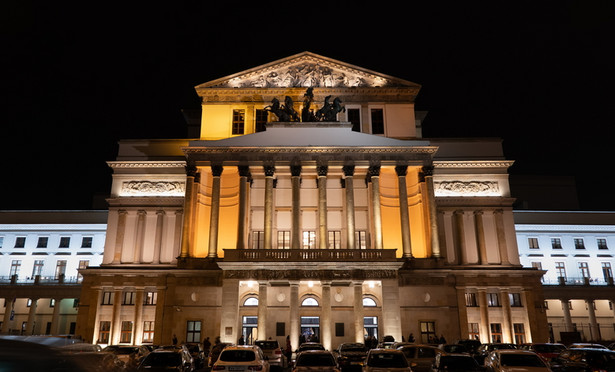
[267, 88, 345, 123]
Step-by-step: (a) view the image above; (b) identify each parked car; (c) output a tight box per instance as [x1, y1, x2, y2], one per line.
[60, 342, 103, 353]
[456, 339, 482, 356]
[103, 345, 151, 370]
[209, 343, 234, 367]
[398, 344, 445, 372]
[212, 345, 270, 372]
[519, 343, 567, 364]
[183, 343, 206, 369]
[69, 351, 126, 372]
[568, 343, 608, 350]
[137, 349, 194, 372]
[437, 344, 469, 355]
[551, 348, 615, 372]
[336, 343, 368, 370]
[255, 340, 288, 370]
[484, 350, 549, 372]
[363, 349, 412, 372]
[430, 353, 483, 372]
[475, 344, 517, 365]
[297, 342, 326, 353]
[294, 350, 340, 372]
[0, 338, 89, 372]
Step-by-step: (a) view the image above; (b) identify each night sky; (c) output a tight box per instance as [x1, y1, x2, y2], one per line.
[2, 2, 614, 210]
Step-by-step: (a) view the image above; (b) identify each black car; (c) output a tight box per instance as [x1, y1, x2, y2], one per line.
[137, 349, 194, 372]
[474, 343, 516, 365]
[184, 342, 206, 369]
[551, 348, 615, 372]
[431, 353, 483, 372]
[335, 342, 368, 370]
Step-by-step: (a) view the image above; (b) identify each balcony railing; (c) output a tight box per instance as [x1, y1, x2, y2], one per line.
[542, 276, 614, 286]
[223, 248, 398, 262]
[0, 274, 82, 285]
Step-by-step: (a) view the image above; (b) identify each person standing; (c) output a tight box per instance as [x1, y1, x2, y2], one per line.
[172, 334, 178, 345]
[238, 335, 245, 345]
[203, 336, 211, 356]
[285, 335, 292, 363]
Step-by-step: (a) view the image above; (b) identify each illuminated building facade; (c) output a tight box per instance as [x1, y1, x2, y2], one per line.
[76, 52, 548, 347]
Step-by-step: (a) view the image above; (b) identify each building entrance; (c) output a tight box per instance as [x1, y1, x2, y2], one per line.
[242, 316, 257, 344]
[300, 316, 320, 343]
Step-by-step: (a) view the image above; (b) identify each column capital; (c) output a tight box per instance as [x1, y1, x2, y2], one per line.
[264, 165, 276, 177]
[367, 165, 381, 179]
[474, 210, 484, 216]
[317, 165, 328, 177]
[342, 165, 355, 177]
[421, 165, 434, 177]
[395, 165, 408, 177]
[238, 165, 251, 178]
[211, 165, 224, 177]
[290, 165, 302, 177]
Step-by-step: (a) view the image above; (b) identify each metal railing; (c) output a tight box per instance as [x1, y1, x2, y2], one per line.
[0, 274, 82, 285]
[223, 248, 398, 262]
[542, 276, 614, 286]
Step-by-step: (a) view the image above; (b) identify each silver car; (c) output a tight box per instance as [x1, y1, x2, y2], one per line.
[363, 349, 412, 372]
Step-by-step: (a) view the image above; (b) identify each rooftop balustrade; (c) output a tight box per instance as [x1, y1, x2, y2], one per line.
[223, 248, 399, 262]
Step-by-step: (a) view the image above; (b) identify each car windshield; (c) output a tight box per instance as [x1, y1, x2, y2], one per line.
[533, 344, 566, 353]
[341, 346, 367, 352]
[296, 354, 336, 366]
[439, 356, 477, 369]
[501, 354, 546, 367]
[299, 344, 324, 351]
[442, 345, 467, 353]
[142, 353, 181, 366]
[368, 353, 408, 368]
[115, 347, 139, 355]
[256, 341, 279, 349]
[220, 350, 256, 362]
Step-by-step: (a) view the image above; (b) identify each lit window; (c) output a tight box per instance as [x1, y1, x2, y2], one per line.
[556, 262, 566, 279]
[355, 231, 367, 249]
[232, 109, 245, 135]
[186, 321, 201, 343]
[98, 321, 111, 343]
[122, 292, 135, 305]
[579, 262, 590, 278]
[144, 292, 158, 306]
[32, 260, 44, 276]
[328, 231, 341, 249]
[363, 297, 377, 307]
[101, 292, 113, 305]
[465, 293, 478, 307]
[120, 321, 133, 343]
[243, 297, 258, 306]
[509, 293, 523, 307]
[301, 297, 319, 307]
[303, 231, 316, 249]
[490, 323, 502, 343]
[513, 323, 525, 344]
[252, 231, 264, 249]
[528, 238, 539, 249]
[487, 293, 500, 307]
[55, 260, 67, 279]
[278, 231, 290, 249]
[10, 260, 21, 276]
[143, 321, 155, 343]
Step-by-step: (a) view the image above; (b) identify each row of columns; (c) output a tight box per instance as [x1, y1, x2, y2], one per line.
[452, 209, 510, 265]
[180, 163, 441, 257]
[1, 297, 66, 335]
[560, 298, 601, 340]
[91, 288, 148, 345]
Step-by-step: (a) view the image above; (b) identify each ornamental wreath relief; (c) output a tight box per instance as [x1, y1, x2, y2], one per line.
[121, 181, 186, 196]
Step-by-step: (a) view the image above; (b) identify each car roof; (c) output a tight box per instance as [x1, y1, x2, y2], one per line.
[369, 348, 404, 354]
[298, 350, 333, 354]
[496, 349, 539, 355]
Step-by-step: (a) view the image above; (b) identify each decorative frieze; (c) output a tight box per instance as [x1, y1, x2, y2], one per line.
[120, 181, 186, 197]
[434, 181, 500, 197]
[223, 269, 398, 281]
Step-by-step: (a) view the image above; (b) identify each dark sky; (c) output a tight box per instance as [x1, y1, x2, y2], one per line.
[2, 2, 614, 210]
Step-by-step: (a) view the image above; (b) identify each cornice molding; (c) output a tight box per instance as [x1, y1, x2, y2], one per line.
[434, 160, 515, 169]
[107, 161, 186, 169]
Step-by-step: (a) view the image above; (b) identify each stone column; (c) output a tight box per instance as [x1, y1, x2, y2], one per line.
[236, 166, 251, 249]
[421, 166, 441, 257]
[180, 166, 199, 258]
[586, 299, 601, 340]
[291, 165, 302, 249]
[208, 165, 223, 258]
[343, 165, 356, 249]
[561, 299, 573, 332]
[111, 289, 123, 344]
[2, 297, 14, 334]
[456, 288, 469, 339]
[264, 165, 275, 249]
[353, 282, 364, 343]
[50, 298, 62, 335]
[321, 282, 332, 350]
[477, 289, 490, 343]
[500, 289, 513, 343]
[454, 210, 468, 265]
[152, 210, 165, 264]
[368, 165, 383, 250]
[474, 211, 489, 265]
[289, 282, 300, 350]
[317, 166, 329, 249]
[381, 279, 402, 342]
[395, 165, 412, 258]
[133, 210, 147, 263]
[25, 298, 38, 335]
[153, 286, 167, 345]
[494, 209, 510, 265]
[257, 282, 268, 340]
[133, 289, 144, 345]
[522, 289, 538, 343]
[113, 210, 127, 263]
[91, 289, 103, 343]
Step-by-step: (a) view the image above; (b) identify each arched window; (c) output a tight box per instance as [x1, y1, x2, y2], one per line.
[363, 297, 377, 307]
[301, 297, 319, 306]
[243, 297, 258, 306]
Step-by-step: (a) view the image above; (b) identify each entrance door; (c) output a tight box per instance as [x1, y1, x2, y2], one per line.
[300, 316, 320, 343]
[242, 316, 258, 344]
[364, 316, 378, 340]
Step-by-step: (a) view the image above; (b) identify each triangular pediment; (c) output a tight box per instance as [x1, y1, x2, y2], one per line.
[195, 51, 420, 89]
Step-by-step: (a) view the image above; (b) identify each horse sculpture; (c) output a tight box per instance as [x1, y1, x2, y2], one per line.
[265, 96, 300, 122]
[315, 95, 345, 121]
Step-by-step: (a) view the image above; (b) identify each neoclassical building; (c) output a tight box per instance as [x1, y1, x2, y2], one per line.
[75, 52, 548, 348]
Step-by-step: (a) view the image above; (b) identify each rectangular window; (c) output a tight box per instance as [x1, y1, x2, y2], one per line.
[370, 108, 384, 135]
[531, 262, 542, 270]
[513, 323, 525, 344]
[81, 237, 93, 248]
[14, 237, 26, 248]
[122, 292, 135, 305]
[602, 262, 613, 281]
[32, 260, 44, 277]
[468, 323, 480, 340]
[186, 321, 201, 343]
[144, 292, 158, 306]
[490, 323, 502, 343]
[303, 231, 316, 249]
[574, 238, 585, 249]
[277, 231, 290, 249]
[36, 237, 48, 248]
[465, 293, 478, 307]
[55, 260, 67, 279]
[355, 231, 367, 249]
[102, 292, 114, 305]
[551, 238, 562, 249]
[120, 321, 133, 344]
[487, 293, 500, 307]
[10, 260, 21, 276]
[59, 237, 70, 248]
[579, 262, 590, 278]
[252, 231, 264, 249]
[598, 238, 609, 250]
[232, 109, 245, 135]
[528, 237, 539, 249]
[98, 321, 111, 343]
[255, 109, 268, 133]
[143, 321, 155, 343]
[419, 321, 436, 344]
[348, 108, 361, 132]
[335, 322, 345, 337]
[328, 231, 341, 249]
[556, 262, 566, 279]
[276, 322, 285, 337]
[509, 293, 523, 307]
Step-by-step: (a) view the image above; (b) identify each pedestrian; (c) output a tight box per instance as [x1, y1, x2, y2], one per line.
[285, 335, 292, 362]
[238, 335, 245, 345]
[439, 335, 446, 344]
[172, 334, 178, 345]
[408, 333, 415, 343]
[203, 336, 211, 356]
